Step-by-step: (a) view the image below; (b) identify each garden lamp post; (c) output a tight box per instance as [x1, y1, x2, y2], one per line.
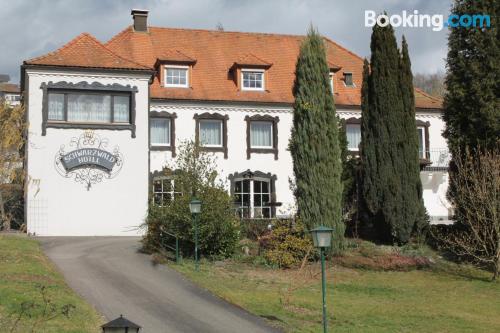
[101, 314, 141, 333]
[309, 226, 334, 333]
[189, 198, 202, 271]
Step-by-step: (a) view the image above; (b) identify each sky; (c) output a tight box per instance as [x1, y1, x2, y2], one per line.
[0, 0, 452, 84]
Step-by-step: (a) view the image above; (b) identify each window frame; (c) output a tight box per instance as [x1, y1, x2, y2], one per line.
[198, 119, 223, 148]
[229, 170, 278, 219]
[40, 81, 138, 137]
[194, 112, 229, 158]
[416, 120, 431, 160]
[346, 123, 361, 152]
[329, 72, 335, 94]
[164, 65, 190, 88]
[343, 72, 355, 87]
[241, 68, 265, 91]
[250, 121, 273, 149]
[244, 114, 279, 160]
[150, 111, 177, 156]
[152, 176, 182, 206]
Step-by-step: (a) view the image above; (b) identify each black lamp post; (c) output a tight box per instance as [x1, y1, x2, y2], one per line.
[101, 314, 141, 333]
[309, 226, 334, 333]
[189, 198, 202, 271]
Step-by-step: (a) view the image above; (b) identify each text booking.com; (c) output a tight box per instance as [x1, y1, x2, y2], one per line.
[365, 10, 491, 31]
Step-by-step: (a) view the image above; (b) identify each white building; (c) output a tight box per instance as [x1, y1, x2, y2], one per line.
[21, 10, 452, 236]
[0, 82, 21, 106]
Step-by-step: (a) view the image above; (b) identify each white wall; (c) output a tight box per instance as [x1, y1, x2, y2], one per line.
[150, 102, 296, 216]
[25, 69, 150, 236]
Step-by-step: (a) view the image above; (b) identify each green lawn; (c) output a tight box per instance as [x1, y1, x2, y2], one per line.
[172, 257, 500, 332]
[0, 235, 102, 333]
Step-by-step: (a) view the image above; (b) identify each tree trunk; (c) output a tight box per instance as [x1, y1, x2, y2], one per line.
[494, 252, 500, 281]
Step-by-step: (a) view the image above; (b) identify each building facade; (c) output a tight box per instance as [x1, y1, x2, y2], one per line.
[22, 10, 452, 236]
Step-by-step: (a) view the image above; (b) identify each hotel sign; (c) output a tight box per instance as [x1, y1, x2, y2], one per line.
[61, 148, 117, 172]
[55, 131, 123, 190]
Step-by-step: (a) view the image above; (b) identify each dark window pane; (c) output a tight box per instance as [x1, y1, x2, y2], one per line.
[261, 181, 269, 193]
[253, 180, 261, 193]
[163, 180, 172, 192]
[154, 193, 162, 205]
[263, 208, 271, 218]
[235, 181, 242, 193]
[242, 194, 250, 205]
[162, 193, 172, 204]
[262, 194, 270, 205]
[153, 180, 162, 192]
[254, 194, 262, 206]
[234, 194, 241, 203]
[243, 180, 250, 193]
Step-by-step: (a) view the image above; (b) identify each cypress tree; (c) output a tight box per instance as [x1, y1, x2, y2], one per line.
[360, 24, 425, 244]
[443, 0, 499, 153]
[290, 27, 344, 251]
[398, 37, 428, 236]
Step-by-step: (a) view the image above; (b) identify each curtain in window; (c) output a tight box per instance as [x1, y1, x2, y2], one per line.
[346, 124, 361, 150]
[200, 121, 222, 146]
[151, 118, 170, 145]
[48, 93, 64, 120]
[67, 94, 111, 122]
[113, 96, 130, 122]
[251, 121, 272, 147]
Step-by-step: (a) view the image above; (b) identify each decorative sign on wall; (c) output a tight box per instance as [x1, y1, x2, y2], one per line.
[55, 131, 123, 190]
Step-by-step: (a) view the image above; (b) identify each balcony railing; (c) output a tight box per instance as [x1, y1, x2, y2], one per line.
[420, 148, 451, 169]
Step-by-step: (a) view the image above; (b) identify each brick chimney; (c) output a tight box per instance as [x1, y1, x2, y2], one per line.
[131, 9, 149, 32]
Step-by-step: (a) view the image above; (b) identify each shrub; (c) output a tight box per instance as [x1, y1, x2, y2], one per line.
[262, 219, 313, 269]
[0, 184, 24, 230]
[142, 141, 239, 259]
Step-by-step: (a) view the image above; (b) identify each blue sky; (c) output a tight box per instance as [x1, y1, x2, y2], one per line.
[0, 0, 451, 83]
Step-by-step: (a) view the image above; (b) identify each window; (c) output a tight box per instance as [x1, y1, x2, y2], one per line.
[346, 124, 361, 151]
[250, 121, 273, 148]
[199, 119, 222, 147]
[417, 126, 426, 158]
[194, 113, 228, 158]
[234, 179, 271, 218]
[245, 115, 279, 159]
[152, 177, 181, 206]
[344, 72, 354, 87]
[241, 69, 264, 91]
[47, 92, 130, 123]
[329, 73, 334, 93]
[151, 118, 171, 146]
[165, 66, 189, 87]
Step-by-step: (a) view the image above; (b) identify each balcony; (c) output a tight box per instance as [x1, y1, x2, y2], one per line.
[420, 148, 451, 170]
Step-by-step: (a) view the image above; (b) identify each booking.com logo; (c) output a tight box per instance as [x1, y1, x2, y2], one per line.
[365, 10, 491, 31]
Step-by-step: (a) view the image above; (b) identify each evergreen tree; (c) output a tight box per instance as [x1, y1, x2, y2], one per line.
[360, 24, 425, 244]
[290, 27, 344, 251]
[443, 0, 499, 153]
[398, 37, 428, 236]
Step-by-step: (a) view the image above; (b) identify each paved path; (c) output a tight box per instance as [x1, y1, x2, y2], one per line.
[39, 237, 279, 333]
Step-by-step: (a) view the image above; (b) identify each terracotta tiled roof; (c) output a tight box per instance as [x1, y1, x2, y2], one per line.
[25, 26, 442, 110]
[0, 83, 20, 93]
[24, 33, 152, 71]
[156, 50, 196, 64]
[414, 88, 443, 109]
[234, 54, 272, 67]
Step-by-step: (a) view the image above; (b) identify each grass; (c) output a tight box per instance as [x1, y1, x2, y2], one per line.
[170, 245, 500, 333]
[0, 234, 103, 332]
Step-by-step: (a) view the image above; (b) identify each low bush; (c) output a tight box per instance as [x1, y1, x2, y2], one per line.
[261, 219, 313, 269]
[142, 141, 239, 259]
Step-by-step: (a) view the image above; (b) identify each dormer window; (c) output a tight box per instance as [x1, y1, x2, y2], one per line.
[241, 69, 265, 91]
[343, 72, 354, 87]
[164, 65, 189, 88]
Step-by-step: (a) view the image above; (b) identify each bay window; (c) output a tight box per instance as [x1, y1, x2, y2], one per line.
[234, 178, 272, 218]
[152, 177, 181, 206]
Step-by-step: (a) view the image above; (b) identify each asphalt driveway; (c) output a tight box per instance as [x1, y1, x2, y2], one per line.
[39, 237, 279, 333]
